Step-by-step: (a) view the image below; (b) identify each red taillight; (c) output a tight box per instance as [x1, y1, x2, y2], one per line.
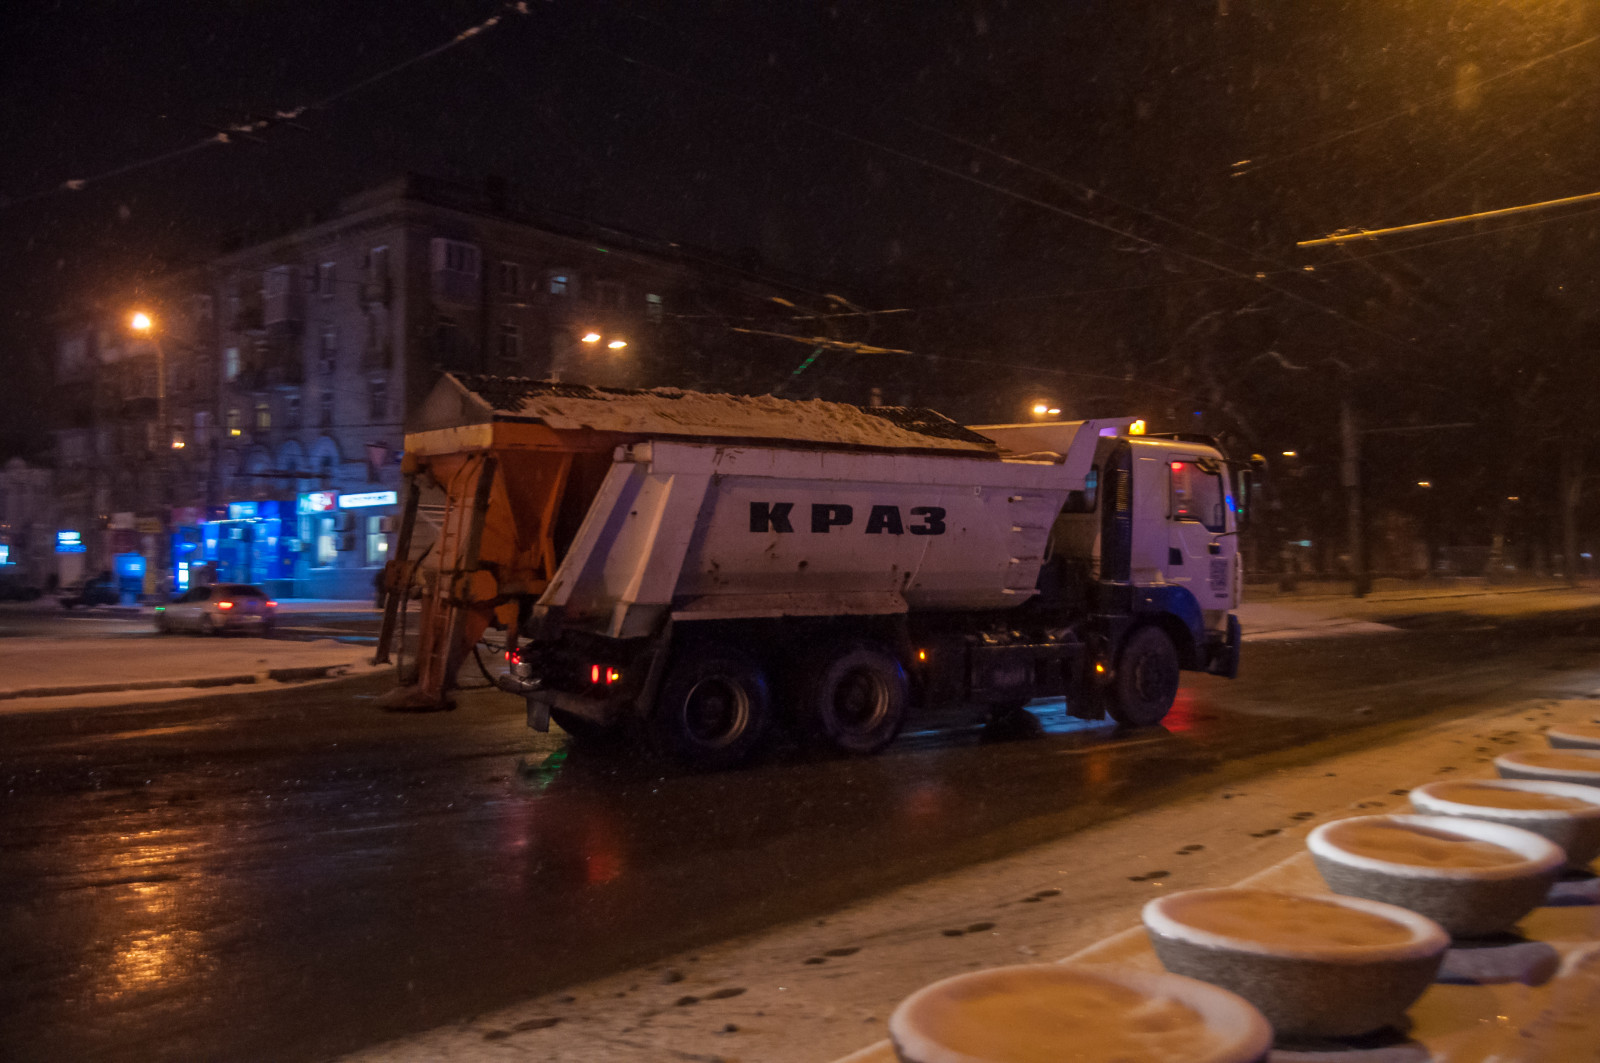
[265, 600, 277, 608]
[605, 667, 620, 685]
[589, 664, 621, 685]
[216, 601, 234, 610]
[505, 648, 522, 664]
[590, 664, 601, 684]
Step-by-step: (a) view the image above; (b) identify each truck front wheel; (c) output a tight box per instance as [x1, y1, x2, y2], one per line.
[800, 643, 908, 755]
[652, 646, 772, 771]
[1109, 626, 1179, 727]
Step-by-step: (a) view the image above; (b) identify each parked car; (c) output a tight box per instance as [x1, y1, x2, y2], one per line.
[59, 574, 120, 609]
[156, 583, 277, 635]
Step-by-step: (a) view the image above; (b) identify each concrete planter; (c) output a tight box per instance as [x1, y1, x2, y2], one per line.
[1495, 748, 1600, 788]
[1143, 888, 1447, 1039]
[1308, 815, 1564, 939]
[1411, 779, 1600, 870]
[888, 963, 1271, 1063]
[1545, 721, 1600, 751]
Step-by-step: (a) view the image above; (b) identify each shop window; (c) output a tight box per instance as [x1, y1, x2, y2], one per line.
[366, 514, 390, 565]
[314, 514, 337, 567]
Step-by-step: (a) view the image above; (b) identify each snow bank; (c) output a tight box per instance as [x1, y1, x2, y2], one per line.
[452, 374, 1001, 454]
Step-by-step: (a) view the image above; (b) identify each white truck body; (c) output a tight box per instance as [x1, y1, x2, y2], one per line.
[392, 375, 1244, 768]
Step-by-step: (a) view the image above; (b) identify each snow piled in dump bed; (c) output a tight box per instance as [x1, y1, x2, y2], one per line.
[454, 375, 1000, 454]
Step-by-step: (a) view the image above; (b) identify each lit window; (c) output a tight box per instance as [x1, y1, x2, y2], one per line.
[255, 402, 271, 430]
[645, 293, 663, 322]
[548, 273, 571, 297]
[223, 346, 240, 383]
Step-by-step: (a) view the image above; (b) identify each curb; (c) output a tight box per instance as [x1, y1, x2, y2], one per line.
[0, 662, 359, 702]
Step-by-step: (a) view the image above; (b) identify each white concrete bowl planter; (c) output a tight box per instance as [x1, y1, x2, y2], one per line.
[1544, 720, 1600, 751]
[1495, 748, 1600, 788]
[1307, 814, 1564, 938]
[1142, 888, 1449, 1039]
[1411, 779, 1600, 870]
[888, 963, 1272, 1063]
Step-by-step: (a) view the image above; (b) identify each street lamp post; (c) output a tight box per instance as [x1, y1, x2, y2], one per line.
[129, 311, 166, 441]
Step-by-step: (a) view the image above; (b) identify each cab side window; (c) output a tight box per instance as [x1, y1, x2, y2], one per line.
[1170, 460, 1226, 532]
[1062, 465, 1099, 514]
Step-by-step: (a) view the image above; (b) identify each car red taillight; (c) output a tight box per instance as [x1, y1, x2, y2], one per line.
[265, 600, 277, 608]
[217, 601, 234, 610]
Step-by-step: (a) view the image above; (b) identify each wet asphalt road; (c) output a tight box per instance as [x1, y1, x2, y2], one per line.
[4, 610, 1600, 1062]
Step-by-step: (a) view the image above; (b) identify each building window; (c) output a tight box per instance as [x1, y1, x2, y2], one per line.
[497, 323, 521, 365]
[226, 407, 242, 436]
[318, 261, 337, 298]
[319, 329, 337, 375]
[645, 292, 664, 322]
[547, 272, 572, 297]
[223, 346, 240, 383]
[319, 390, 334, 428]
[434, 315, 464, 365]
[255, 401, 271, 430]
[367, 378, 387, 422]
[285, 393, 301, 428]
[430, 238, 481, 303]
[195, 410, 211, 432]
[498, 261, 521, 296]
[313, 514, 337, 567]
[366, 514, 390, 565]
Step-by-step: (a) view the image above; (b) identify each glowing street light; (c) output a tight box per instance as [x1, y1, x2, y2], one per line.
[1032, 403, 1049, 415]
[130, 311, 153, 332]
[607, 339, 628, 350]
[580, 331, 602, 344]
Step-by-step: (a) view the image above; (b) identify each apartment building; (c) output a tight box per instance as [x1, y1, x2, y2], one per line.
[53, 175, 802, 598]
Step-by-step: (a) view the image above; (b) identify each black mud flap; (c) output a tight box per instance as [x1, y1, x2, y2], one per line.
[1206, 614, 1242, 679]
[525, 694, 552, 732]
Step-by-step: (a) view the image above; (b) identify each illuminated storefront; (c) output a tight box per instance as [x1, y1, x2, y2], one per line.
[295, 489, 397, 599]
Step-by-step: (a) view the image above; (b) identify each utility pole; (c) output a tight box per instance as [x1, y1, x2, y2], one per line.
[1340, 393, 1368, 598]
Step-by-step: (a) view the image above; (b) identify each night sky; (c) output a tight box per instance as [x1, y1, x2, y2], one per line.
[3, 2, 1597, 463]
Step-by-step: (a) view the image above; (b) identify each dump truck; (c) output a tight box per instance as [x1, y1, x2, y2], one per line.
[377, 374, 1243, 769]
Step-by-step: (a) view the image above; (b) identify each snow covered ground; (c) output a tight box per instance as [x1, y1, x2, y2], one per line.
[0, 636, 384, 713]
[341, 696, 1600, 1063]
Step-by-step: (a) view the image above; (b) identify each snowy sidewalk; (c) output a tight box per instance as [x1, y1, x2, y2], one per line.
[0, 636, 384, 712]
[343, 696, 1600, 1063]
[1238, 580, 1600, 641]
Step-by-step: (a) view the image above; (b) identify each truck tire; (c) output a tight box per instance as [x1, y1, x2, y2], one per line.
[799, 643, 908, 755]
[652, 645, 772, 771]
[1109, 625, 1179, 728]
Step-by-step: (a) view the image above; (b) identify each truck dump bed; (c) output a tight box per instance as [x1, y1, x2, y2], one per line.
[387, 375, 1091, 702]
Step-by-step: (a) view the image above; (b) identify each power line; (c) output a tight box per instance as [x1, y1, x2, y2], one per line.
[1230, 33, 1600, 178]
[2, 2, 532, 210]
[596, 45, 1424, 354]
[1300, 188, 1600, 247]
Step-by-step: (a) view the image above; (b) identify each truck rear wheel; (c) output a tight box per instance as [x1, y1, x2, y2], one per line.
[652, 645, 772, 771]
[799, 643, 908, 755]
[1109, 625, 1179, 728]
